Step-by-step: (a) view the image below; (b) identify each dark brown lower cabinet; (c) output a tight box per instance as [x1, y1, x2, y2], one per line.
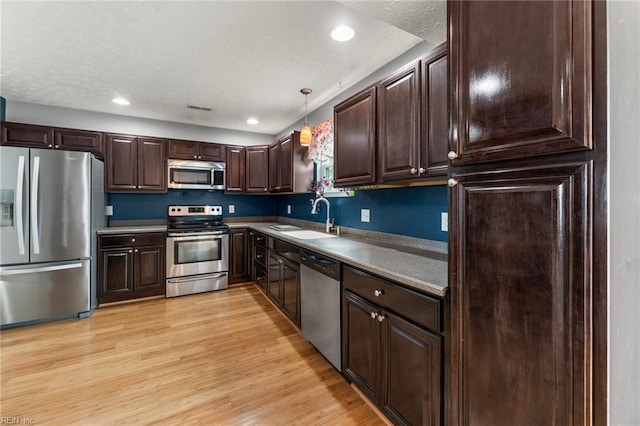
[343, 289, 442, 426]
[267, 251, 300, 326]
[449, 162, 592, 425]
[99, 233, 165, 303]
[229, 228, 250, 284]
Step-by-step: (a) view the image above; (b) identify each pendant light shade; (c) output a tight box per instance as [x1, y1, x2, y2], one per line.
[300, 88, 312, 147]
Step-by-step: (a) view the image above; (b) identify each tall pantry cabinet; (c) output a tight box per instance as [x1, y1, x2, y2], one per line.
[447, 1, 607, 425]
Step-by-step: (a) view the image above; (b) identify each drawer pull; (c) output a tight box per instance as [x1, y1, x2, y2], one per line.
[374, 289, 385, 297]
[377, 314, 386, 323]
[370, 312, 378, 319]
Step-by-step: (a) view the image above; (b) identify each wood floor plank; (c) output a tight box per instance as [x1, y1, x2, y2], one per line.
[1, 284, 384, 425]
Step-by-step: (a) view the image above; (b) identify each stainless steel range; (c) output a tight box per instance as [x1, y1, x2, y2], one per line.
[166, 205, 229, 298]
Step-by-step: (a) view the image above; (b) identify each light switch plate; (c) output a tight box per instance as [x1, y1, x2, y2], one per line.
[105, 205, 113, 216]
[441, 212, 448, 232]
[229, 205, 235, 214]
[287, 205, 291, 214]
[361, 209, 370, 223]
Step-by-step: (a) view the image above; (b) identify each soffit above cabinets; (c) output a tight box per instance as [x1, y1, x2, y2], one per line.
[0, 1, 445, 135]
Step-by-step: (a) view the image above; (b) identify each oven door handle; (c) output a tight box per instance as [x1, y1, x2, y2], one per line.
[167, 233, 227, 240]
[167, 272, 227, 283]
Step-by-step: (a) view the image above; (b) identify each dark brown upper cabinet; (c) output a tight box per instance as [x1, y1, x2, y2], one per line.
[268, 131, 313, 193]
[2, 122, 104, 158]
[448, 1, 594, 165]
[105, 134, 167, 193]
[54, 128, 104, 159]
[168, 139, 225, 162]
[334, 85, 377, 187]
[225, 145, 245, 193]
[245, 145, 269, 193]
[421, 43, 449, 177]
[377, 61, 421, 183]
[1, 122, 54, 149]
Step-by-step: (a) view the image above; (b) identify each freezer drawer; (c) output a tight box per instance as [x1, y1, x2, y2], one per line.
[0, 259, 90, 326]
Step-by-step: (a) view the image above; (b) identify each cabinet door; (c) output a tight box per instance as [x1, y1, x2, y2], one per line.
[449, 1, 594, 165]
[377, 61, 420, 182]
[267, 252, 282, 305]
[105, 134, 138, 191]
[1, 122, 54, 149]
[280, 259, 300, 326]
[99, 248, 134, 303]
[133, 245, 165, 296]
[168, 139, 198, 160]
[334, 86, 377, 187]
[268, 142, 280, 192]
[278, 136, 293, 192]
[245, 146, 269, 193]
[449, 162, 592, 425]
[229, 229, 249, 284]
[199, 143, 225, 161]
[382, 312, 442, 426]
[54, 128, 104, 158]
[225, 145, 245, 193]
[343, 291, 381, 404]
[421, 44, 448, 177]
[138, 137, 167, 192]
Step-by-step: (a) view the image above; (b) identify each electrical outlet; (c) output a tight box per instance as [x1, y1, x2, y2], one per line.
[441, 212, 448, 232]
[361, 209, 370, 223]
[105, 205, 113, 216]
[287, 205, 291, 214]
[229, 205, 235, 214]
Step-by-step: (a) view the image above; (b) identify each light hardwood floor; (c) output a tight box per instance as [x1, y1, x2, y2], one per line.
[1, 283, 384, 425]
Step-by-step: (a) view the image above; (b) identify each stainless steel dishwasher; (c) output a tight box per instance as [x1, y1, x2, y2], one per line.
[300, 248, 342, 371]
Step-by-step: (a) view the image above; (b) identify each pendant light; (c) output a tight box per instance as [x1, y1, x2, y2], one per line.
[300, 88, 312, 146]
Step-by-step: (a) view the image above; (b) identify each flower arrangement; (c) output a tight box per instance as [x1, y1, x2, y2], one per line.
[310, 176, 332, 197]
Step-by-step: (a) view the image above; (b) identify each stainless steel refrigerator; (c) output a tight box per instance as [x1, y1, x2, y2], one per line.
[0, 146, 105, 327]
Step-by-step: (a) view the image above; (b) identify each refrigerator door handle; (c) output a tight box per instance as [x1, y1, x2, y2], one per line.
[31, 155, 40, 254]
[16, 155, 26, 255]
[0, 262, 83, 276]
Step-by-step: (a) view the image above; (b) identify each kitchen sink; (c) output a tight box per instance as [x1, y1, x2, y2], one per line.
[279, 230, 338, 240]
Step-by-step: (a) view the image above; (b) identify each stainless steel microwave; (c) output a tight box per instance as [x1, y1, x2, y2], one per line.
[167, 159, 225, 190]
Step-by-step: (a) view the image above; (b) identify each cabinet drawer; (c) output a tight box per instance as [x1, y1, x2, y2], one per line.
[254, 245, 268, 268]
[343, 266, 442, 332]
[254, 264, 267, 292]
[100, 233, 165, 249]
[253, 232, 267, 248]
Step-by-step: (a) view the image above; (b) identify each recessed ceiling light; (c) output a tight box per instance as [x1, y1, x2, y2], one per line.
[112, 97, 130, 106]
[246, 118, 259, 125]
[331, 25, 355, 42]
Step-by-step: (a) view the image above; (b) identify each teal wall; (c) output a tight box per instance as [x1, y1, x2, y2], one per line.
[108, 185, 449, 242]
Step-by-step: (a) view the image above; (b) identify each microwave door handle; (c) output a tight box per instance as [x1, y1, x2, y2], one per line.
[15, 155, 26, 255]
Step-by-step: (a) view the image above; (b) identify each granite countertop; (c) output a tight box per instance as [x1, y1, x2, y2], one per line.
[231, 222, 448, 298]
[97, 225, 167, 234]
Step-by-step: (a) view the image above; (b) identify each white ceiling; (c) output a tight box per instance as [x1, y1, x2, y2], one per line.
[0, 1, 446, 135]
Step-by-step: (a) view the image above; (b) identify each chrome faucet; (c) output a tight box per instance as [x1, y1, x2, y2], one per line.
[311, 196, 334, 233]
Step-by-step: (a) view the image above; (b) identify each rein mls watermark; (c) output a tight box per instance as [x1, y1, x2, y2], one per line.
[0, 417, 35, 425]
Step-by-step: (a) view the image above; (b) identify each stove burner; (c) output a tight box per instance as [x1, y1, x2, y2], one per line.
[166, 205, 229, 234]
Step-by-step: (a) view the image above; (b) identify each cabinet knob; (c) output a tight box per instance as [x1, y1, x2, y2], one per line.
[374, 289, 384, 297]
[54, 145, 60, 149]
[447, 151, 459, 160]
[198, 156, 202, 159]
[377, 314, 387, 323]
[128, 250, 133, 253]
[134, 249, 139, 253]
[447, 178, 459, 187]
[410, 168, 417, 175]
[418, 167, 425, 174]
[48, 144, 53, 148]
[131, 238, 136, 242]
[193, 155, 197, 159]
[264, 188, 268, 192]
[370, 312, 378, 319]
